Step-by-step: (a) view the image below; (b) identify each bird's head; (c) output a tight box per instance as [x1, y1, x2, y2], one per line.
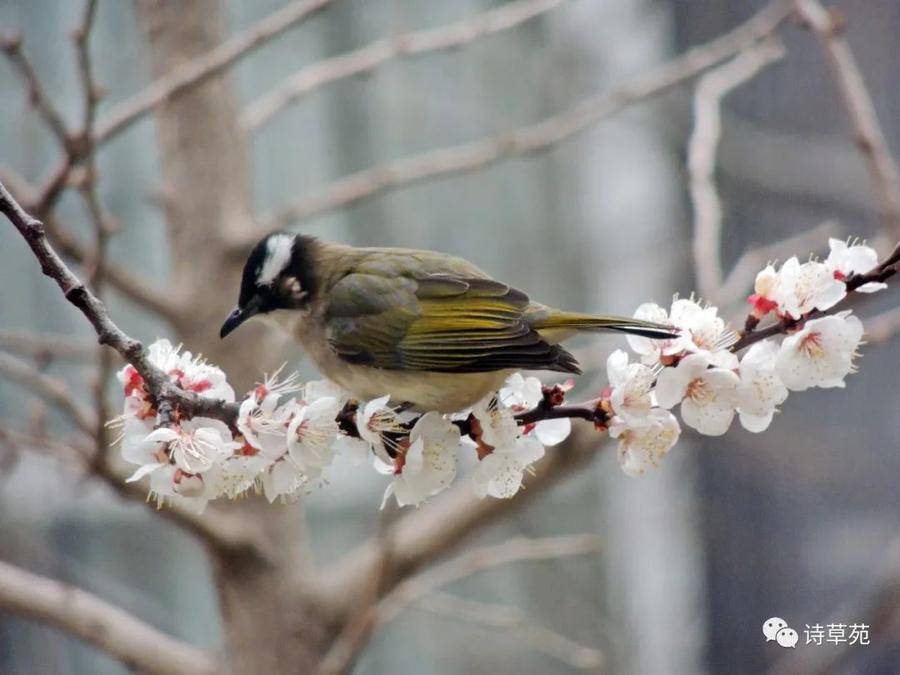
[220, 232, 318, 338]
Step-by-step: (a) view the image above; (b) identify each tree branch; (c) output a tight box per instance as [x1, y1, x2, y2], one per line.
[240, 0, 794, 242]
[0, 34, 70, 144]
[317, 425, 601, 614]
[0, 350, 96, 437]
[317, 534, 601, 674]
[241, 0, 568, 131]
[0, 179, 238, 423]
[416, 592, 605, 671]
[0, 166, 180, 322]
[94, 0, 337, 145]
[732, 239, 900, 352]
[0, 329, 97, 361]
[795, 0, 900, 239]
[0, 558, 217, 675]
[689, 39, 786, 298]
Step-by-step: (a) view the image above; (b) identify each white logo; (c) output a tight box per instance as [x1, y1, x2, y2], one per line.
[763, 617, 797, 648]
[776, 627, 799, 648]
[763, 617, 788, 642]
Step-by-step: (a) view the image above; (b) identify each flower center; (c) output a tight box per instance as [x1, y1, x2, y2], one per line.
[799, 331, 825, 359]
[686, 377, 713, 404]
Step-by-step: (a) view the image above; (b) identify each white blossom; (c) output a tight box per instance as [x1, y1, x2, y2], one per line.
[606, 349, 654, 426]
[774, 257, 846, 319]
[499, 373, 571, 446]
[735, 340, 789, 432]
[471, 435, 545, 499]
[627, 298, 735, 368]
[775, 311, 864, 390]
[356, 395, 405, 463]
[626, 302, 686, 365]
[259, 458, 308, 503]
[237, 393, 290, 459]
[143, 417, 240, 474]
[826, 238, 885, 293]
[655, 353, 739, 436]
[471, 397, 520, 450]
[381, 412, 459, 508]
[499, 373, 543, 409]
[286, 396, 341, 478]
[609, 408, 681, 477]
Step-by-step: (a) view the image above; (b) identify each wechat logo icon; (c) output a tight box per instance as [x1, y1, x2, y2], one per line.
[763, 617, 798, 648]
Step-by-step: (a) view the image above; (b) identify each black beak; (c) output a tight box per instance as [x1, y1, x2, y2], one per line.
[220, 301, 260, 338]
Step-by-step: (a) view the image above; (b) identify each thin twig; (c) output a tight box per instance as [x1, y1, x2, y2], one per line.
[689, 39, 786, 298]
[0, 559, 217, 675]
[0, 168, 178, 323]
[0, 350, 96, 437]
[865, 306, 900, 344]
[240, 0, 795, 242]
[732, 239, 900, 352]
[0, 329, 97, 360]
[94, 0, 336, 145]
[417, 592, 605, 671]
[376, 534, 602, 624]
[795, 0, 900, 239]
[242, 0, 567, 131]
[0, 33, 70, 144]
[318, 534, 601, 674]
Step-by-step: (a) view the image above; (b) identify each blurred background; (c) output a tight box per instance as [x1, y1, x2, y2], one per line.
[0, 0, 898, 673]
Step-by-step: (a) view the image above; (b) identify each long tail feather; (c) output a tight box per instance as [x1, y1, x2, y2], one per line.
[532, 311, 677, 340]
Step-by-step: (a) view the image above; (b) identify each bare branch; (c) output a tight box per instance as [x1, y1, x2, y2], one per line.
[0, 558, 217, 675]
[0, 166, 180, 322]
[244, 0, 794, 240]
[417, 592, 605, 671]
[318, 425, 601, 613]
[0, 329, 97, 361]
[318, 534, 601, 674]
[94, 0, 337, 145]
[0, 350, 96, 436]
[689, 39, 786, 298]
[0, 34, 70, 144]
[795, 0, 900, 239]
[242, 0, 568, 131]
[865, 306, 900, 344]
[376, 534, 602, 624]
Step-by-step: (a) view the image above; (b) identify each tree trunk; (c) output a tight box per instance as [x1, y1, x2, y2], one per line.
[134, 1, 337, 671]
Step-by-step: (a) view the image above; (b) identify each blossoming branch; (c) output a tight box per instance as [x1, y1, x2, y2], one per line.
[2, 173, 897, 513]
[106, 237, 895, 512]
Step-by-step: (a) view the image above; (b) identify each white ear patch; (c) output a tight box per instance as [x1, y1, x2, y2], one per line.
[257, 234, 294, 286]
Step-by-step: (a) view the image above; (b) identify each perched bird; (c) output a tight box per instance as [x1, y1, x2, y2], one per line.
[221, 233, 674, 412]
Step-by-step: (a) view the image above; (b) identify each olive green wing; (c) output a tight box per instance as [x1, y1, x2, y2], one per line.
[324, 272, 580, 373]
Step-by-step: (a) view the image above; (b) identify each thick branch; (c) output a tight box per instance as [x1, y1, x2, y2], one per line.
[0, 559, 217, 675]
[242, 0, 568, 131]
[689, 40, 785, 298]
[94, 0, 336, 145]
[244, 0, 793, 240]
[795, 0, 900, 239]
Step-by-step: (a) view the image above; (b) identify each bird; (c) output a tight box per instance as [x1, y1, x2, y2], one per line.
[220, 232, 675, 412]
